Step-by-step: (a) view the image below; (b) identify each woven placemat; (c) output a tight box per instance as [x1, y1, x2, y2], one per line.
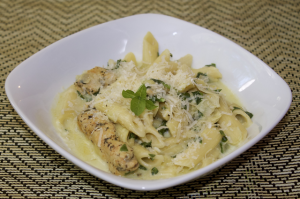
[1, 0, 299, 198]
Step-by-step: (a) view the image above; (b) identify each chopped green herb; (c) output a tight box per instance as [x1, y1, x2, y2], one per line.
[141, 140, 152, 148]
[149, 95, 165, 103]
[151, 167, 159, 175]
[199, 139, 203, 144]
[139, 165, 147, 170]
[122, 84, 158, 116]
[179, 92, 190, 100]
[151, 79, 171, 89]
[77, 90, 85, 99]
[245, 111, 253, 119]
[161, 106, 166, 110]
[157, 52, 159, 57]
[220, 130, 228, 142]
[116, 59, 121, 69]
[232, 107, 253, 119]
[192, 91, 203, 105]
[171, 155, 176, 158]
[77, 91, 92, 102]
[128, 132, 138, 139]
[192, 91, 203, 96]
[93, 88, 100, 96]
[125, 171, 135, 175]
[205, 63, 216, 67]
[158, 128, 168, 137]
[195, 97, 202, 105]
[149, 154, 155, 160]
[193, 110, 203, 120]
[220, 142, 224, 153]
[182, 104, 187, 110]
[120, 144, 128, 151]
[214, 89, 222, 93]
[170, 53, 173, 57]
[196, 72, 207, 78]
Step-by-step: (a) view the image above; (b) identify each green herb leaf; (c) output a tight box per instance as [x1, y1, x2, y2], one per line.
[151, 79, 170, 89]
[131, 97, 146, 116]
[219, 130, 226, 137]
[149, 95, 165, 103]
[171, 155, 176, 158]
[128, 132, 138, 139]
[205, 63, 216, 67]
[151, 167, 159, 175]
[149, 154, 155, 160]
[157, 52, 159, 57]
[232, 107, 254, 119]
[214, 89, 222, 93]
[135, 84, 147, 98]
[220, 142, 224, 153]
[170, 53, 173, 57]
[123, 84, 160, 116]
[77, 90, 85, 100]
[220, 130, 228, 142]
[180, 92, 190, 100]
[245, 111, 253, 119]
[116, 59, 121, 69]
[120, 144, 128, 151]
[158, 128, 168, 137]
[139, 165, 147, 170]
[77, 91, 92, 102]
[196, 72, 207, 78]
[141, 141, 152, 148]
[125, 171, 135, 175]
[193, 110, 203, 120]
[145, 100, 158, 110]
[122, 90, 136, 98]
[93, 88, 100, 96]
[232, 106, 241, 112]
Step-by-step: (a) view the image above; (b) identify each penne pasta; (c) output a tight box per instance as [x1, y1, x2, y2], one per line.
[52, 32, 254, 180]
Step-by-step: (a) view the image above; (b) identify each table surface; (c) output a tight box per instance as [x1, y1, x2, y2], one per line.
[1, 0, 299, 198]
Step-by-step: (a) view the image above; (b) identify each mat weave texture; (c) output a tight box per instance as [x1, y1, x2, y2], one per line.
[1, 0, 299, 198]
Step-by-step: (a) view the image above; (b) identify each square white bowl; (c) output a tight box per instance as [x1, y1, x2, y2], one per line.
[5, 14, 292, 191]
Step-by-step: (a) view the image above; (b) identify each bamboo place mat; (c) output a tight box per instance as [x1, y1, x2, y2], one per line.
[1, 0, 299, 198]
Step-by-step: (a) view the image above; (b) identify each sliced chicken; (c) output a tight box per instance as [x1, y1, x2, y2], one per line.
[74, 67, 117, 95]
[77, 109, 139, 175]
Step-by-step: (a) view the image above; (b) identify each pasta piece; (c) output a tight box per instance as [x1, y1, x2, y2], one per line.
[178, 54, 193, 67]
[160, 137, 189, 156]
[166, 118, 180, 137]
[132, 144, 164, 169]
[154, 49, 171, 64]
[192, 66, 222, 81]
[233, 109, 252, 128]
[143, 32, 159, 67]
[95, 102, 146, 137]
[124, 52, 138, 66]
[115, 123, 130, 143]
[201, 146, 221, 168]
[157, 103, 171, 121]
[172, 127, 222, 168]
[218, 97, 247, 145]
[172, 64, 195, 92]
[197, 93, 220, 117]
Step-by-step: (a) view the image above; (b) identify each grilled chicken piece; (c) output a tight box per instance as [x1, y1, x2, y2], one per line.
[77, 109, 139, 175]
[74, 67, 117, 95]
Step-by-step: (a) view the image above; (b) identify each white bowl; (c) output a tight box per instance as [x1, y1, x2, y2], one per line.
[5, 14, 292, 191]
